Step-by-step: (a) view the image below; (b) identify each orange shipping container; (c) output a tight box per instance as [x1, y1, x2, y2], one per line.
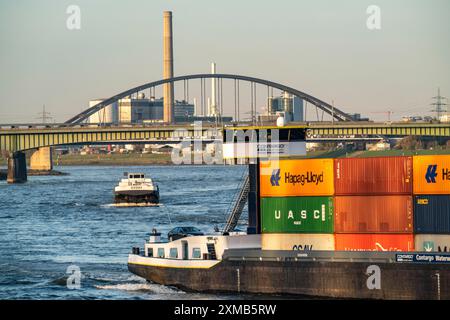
[260, 159, 334, 197]
[335, 234, 414, 252]
[413, 155, 450, 194]
[334, 156, 412, 195]
[334, 195, 413, 233]
[261, 234, 335, 251]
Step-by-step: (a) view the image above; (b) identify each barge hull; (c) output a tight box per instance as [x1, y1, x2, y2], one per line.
[114, 193, 159, 204]
[128, 258, 450, 300]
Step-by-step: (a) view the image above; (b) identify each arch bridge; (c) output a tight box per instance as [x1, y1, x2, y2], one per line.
[65, 73, 354, 124]
[1, 73, 450, 183]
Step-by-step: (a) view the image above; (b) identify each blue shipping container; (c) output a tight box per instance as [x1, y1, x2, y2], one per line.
[414, 195, 450, 234]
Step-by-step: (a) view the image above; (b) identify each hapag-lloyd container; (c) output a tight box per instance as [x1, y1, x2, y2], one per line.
[335, 234, 414, 252]
[260, 159, 334, 197]
[414, 234, 450, 252]
[413, 155, 450, 194]
[261, 233, 335, 251]
[261, 196, 334, 233]
[334, 156, 412, 195]
[414, 195, 450, 234]
[334, 195, 413, 233]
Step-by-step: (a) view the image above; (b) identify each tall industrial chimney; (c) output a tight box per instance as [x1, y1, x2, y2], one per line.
[209, 62, 217, 117]
[163, 11, 174, 123]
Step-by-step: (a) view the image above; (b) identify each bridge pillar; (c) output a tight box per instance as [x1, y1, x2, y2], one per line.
[7, 152, 27, 184]
[30, 147, 53, 171]
[247, 161, 261, 235]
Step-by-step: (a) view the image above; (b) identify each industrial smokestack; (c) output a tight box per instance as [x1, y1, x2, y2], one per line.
[210, 62, 217, 116]
[163, 11, 174, 123]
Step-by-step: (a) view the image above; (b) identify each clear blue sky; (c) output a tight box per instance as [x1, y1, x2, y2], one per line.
[0, 0, 449, 122]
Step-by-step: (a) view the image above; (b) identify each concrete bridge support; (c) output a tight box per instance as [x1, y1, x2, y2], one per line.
[7, 152, 27, 183]
[30, 147, 53, 171]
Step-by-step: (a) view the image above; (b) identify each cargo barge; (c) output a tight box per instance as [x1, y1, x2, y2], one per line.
[114, 172, 159, 204]
[128, 127, 450, 299]
[128, 233, 450, 299]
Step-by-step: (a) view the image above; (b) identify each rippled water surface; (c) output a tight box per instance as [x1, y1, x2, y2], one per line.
[0, 165, 260, 299]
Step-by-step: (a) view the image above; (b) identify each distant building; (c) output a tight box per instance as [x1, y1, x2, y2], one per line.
[439, 114, 450, 123]
[366, 141, 391, 151]
[88, 94, 195, 124]
[174, 100, 195, 122]
[349, 113, 370, 122]
[266, 92, 303, 122]
[401, 116, 435, 123]
[88, 99, 118, 124]
[118, 94, 163, 124]
[151, 144, 176, 154]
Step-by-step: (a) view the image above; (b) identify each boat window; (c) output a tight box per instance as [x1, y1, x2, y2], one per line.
[192, 248, 201, 259]
[157, 248, 165, 258]
[169, 248, 178, 259]
[147, 248, 153, 257]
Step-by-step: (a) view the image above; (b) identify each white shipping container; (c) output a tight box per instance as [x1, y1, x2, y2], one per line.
[261, 233, 335, 251]
[414, 234, 450, 252]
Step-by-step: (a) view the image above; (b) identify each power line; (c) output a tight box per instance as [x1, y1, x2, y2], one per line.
[430, 87, 448, 119]
[36, 105, 53, 123]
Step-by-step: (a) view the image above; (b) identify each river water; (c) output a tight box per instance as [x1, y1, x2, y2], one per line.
[0, 165, 264, 300]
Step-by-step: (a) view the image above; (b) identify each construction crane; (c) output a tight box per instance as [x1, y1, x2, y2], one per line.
[370, 110, 394, 122]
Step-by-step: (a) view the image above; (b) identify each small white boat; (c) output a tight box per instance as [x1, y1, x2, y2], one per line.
[114, 172, 159, 204]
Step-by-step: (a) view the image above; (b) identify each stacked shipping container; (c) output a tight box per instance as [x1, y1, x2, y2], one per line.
[413, 155, 450, 252]
[259, 155, 450, 252]
[334, 156, 414, 251]
[259, 159, 335, 250]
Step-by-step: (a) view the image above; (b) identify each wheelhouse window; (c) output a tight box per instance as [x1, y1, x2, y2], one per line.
[192, 248, 201, 259]
[157, 248, 165, 258]
[169, 248, 178, 259]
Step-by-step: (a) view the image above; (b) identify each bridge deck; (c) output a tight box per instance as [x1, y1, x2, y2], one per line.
[0, 123, 449, 152]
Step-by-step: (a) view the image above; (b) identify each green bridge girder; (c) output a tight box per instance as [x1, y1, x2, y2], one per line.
[306, 123, 450, 138]
[0, 126, 218, 153]
[0, 123, 449, 153]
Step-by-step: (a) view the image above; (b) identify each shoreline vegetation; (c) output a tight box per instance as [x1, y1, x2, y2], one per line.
[1, 148, 450, 167]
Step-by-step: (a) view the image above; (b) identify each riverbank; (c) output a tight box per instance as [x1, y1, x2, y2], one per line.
[55, 153, 174, 166]
[0, 169, 68, 180]
[1, 149, 449, 167]
[0, 153, 174, 167]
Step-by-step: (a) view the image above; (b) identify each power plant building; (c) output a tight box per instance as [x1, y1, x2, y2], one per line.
[88, 96, 194, 124]
[87, 99, 118, 124]
[266, 93, 304, 122]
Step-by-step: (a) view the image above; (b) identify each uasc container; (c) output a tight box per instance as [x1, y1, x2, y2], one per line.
[261, 196, 334, 233]
[413, 155, 450, 194]
[335, 234, 414, 252]
[414, 234, 450, 252]
[334, 195, 413, 233]
[261, 233, 335, 251]
[260, 159, 334, 197]
[413, 195, 450, 234]
[334, 156, 412, 195]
